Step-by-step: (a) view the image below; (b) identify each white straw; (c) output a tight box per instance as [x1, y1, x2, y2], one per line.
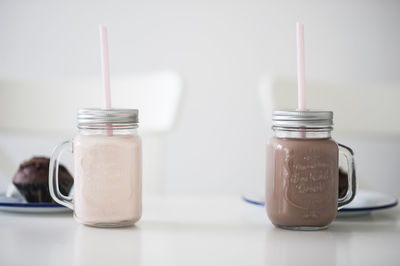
[99, 24, 112, 110]
[296, 22, 306, 111]
[99, 24, 113, 136]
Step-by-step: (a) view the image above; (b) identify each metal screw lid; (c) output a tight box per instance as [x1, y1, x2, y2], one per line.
[272, 110, 333, 128]
[77, 108, 139, 128]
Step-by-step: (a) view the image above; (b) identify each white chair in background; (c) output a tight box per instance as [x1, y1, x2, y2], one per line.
[257, 76, 400, 197]
[0, 70, 183, 195]
[258, 76, 400, 135]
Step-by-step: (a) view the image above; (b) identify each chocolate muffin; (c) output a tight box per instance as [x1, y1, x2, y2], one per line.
[339, 167, 348, 199]
[12, 157, 74, 203]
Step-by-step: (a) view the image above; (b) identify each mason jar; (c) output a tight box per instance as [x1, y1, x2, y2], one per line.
[49, 108, 142, 227]
[266, 110, 356, 230]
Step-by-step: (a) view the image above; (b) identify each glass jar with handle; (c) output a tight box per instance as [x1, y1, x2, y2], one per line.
[266, 110, 356, 230]
[49, 108, 142, 227]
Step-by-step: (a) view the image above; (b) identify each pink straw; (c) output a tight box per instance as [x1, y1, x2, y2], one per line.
[296, 22, 306, 111]
[99, 24, 113, 136]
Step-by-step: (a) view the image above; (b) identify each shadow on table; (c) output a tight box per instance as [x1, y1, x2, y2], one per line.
[73, 224, 142, 266]
[264, 227, 338, 266]
[262, 207, 400, 266]
[330, 207, 399, 233]
[141, 219, 265, 232]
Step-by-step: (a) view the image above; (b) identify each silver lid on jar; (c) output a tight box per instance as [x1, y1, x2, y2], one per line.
[77, 108, 139, 128]
[272, 110, 333, 128]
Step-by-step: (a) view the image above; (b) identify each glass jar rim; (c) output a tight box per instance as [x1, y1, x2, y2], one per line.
[272, 110, 333, 129]
[77, 108, 139, 128]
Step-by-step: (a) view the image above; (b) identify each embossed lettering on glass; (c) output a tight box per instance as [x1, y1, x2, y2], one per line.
[266, 110, 356, 230]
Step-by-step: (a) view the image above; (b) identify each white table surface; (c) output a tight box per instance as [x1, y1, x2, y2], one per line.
[0, 196, 399, 266]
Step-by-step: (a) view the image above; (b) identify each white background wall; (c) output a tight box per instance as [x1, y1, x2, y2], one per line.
[0, 0, 399, 196]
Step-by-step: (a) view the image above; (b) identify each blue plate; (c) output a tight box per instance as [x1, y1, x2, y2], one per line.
[0, 195, 71, 213]
[243, 189, 398, 216]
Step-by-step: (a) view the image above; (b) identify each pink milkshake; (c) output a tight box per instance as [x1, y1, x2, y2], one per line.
[74, 134, 142, 226]
[49, 108, 142, 227]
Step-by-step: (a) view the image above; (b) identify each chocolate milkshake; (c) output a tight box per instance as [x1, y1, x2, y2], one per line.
[266, 138, 338, 227]
[265, 110, 355, 230]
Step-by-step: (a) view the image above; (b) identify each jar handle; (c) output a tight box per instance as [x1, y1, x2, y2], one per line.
[337, 143, 356, 208]
[49, 140, 74, 210]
